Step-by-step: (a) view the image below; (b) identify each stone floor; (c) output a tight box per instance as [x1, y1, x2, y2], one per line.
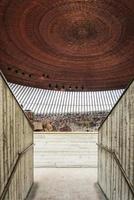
[27, 168, 106, 200]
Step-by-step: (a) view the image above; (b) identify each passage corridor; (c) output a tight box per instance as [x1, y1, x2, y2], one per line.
[27, 134, 106, 200]
[27, 168, 106, 200]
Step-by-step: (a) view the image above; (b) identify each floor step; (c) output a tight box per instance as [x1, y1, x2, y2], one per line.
[34, 134, 98, 168]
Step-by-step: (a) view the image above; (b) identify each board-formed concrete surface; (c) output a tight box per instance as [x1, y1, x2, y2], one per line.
[27, 168, 106, 200]
[34, 133, 98, 168]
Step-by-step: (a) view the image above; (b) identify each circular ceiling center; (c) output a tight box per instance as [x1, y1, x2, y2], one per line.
[67, 21, 95, 43]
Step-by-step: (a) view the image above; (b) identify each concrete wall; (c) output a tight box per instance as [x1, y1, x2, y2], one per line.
[0, 72, 33, 200]
[98, 81, 134, 200]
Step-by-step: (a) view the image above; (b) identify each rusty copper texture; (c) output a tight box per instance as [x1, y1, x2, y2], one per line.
[0, 0, 134, 91]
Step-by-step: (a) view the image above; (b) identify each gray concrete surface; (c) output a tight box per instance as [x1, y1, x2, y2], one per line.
[34, 134, 98, 168]
[27, 168, 106, 200]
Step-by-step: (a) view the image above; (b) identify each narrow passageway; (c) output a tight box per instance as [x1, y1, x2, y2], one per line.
[27, 134, 106, 200]
[27, 168, 106, 200]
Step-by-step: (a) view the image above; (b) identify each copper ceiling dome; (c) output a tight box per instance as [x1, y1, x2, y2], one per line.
[0, 0, 134, 91]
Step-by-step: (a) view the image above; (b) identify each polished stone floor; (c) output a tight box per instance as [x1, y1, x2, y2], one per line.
[27, 168, 106, 200]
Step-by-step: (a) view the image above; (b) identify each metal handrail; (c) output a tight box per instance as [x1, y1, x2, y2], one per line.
[97, 143, 134, 197]
[0, 144, 34, 200]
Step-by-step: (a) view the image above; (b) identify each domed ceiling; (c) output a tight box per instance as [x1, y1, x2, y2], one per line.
[0, 0, 134, 91]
